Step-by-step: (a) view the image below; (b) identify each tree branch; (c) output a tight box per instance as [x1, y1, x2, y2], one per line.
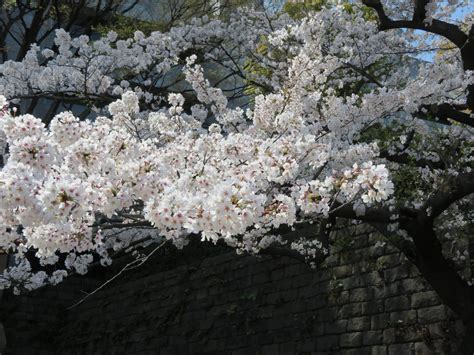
[259, 246, 307, 262]
[330, 202, 393, 224]
[412, 0, 429, 22]
[362, 0, 474, 110]
[423, 170, 474, 220]
[98, 221, 153, 230]
[380, 150, 446, 169]
[422, 103, 474, 128]
[361, 0, 468, 48]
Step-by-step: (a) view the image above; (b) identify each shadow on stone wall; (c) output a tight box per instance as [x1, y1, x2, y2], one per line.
[0, 230, 465, 354]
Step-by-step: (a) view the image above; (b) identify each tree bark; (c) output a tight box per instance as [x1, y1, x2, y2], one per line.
[402, 216, 474, 353]
[459, 318, 474, 354]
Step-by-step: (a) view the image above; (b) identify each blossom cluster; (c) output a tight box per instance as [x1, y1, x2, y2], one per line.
[0, 2, 472, 291]
[0, 81, 394, 290]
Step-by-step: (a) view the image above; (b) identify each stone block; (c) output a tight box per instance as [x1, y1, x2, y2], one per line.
[368, 245, 388, 258]
[328, 291, 350, 306]
[339, 303, 364, 318]
[340, 275, 363, 290]
[312, 295, 328, 309]
[339, 301, 383, 319]
[278, 289, 298, 303]
[279, 342, 295, 354]
[313, 270, 332, 283]
[454, 319, 465, 336]
[350, 287, 374, 302]
[376, 254, 402, 269]
[325, 263, 340, 274]
[427, 322, 448, 339]
[271, 268, 286, 282]
[315, 307, 339, 322]
[384, 324, 423, 343]
[291, 274, 312, 288]
[414, 341, 434, 354]
[343, 346, 387, 355]
[297, 339, 316, 352]
[347, 316, 371, 331]
[253, 272, 270, 284]
[285, 264, 304, 278]
[0, 323, 5, 354]
[323, 253, 339, 267]
[368, 232, 383, 244]
[360, 271, 384, 287]
[339, 250, 364, 264]
[410, 291, 440, 308]
[353, 235, 369, 248]
[195, 288, 208, 300]
[325, 320, 347, 334]
[363, 330, 383, 346]
[383, 265, 409, 282]
[311, 323, 326, 337]
[373, 284, 400, 299]
[262, 344, 279, 355]
[389, 310, 417, 326]
[371, 313, 390, 330]
[340, 332, 362, 348]
[316, 334, 339, 351]
[385, 296, 410, 312]
[418, 305, 446, 324]
[388, 343, 413, 354]
[354, 261, 374, 274]
[363, 300, 385, 315]
[333, 265, 353, 278]
[371, 345, 388, 355]
[400, 278, 426, 294]
[383, 328, 397, 344]
[232, 349, 251, 355]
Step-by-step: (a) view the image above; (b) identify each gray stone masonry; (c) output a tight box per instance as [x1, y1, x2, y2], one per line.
[0, 230, 465, 354]
[0, 254, 7, 354]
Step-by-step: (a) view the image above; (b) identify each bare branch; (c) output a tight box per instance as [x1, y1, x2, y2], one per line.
[67, 239, 169, 309]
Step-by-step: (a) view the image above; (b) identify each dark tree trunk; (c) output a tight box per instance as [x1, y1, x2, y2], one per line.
[459, 319, 474, 354]
[403, 216, 474, 353]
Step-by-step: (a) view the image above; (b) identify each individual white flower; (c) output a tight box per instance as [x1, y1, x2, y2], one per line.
[107, 31, 118, 42]
[168, 93, 185, 107]
[264, 194, 296, 228]
[41, 49, 55, 58]
[0, 95, 8, 109]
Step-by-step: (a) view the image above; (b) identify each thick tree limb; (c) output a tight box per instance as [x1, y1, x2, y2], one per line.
[330, 203, 393, 224]
[412, 0, 429, 22]
[361, 0, 468, 48]
[421, 103, 474, 128]
[380, 150, 446, 169]
[423, 170, 474, 220]
[400, 216, 474, 320]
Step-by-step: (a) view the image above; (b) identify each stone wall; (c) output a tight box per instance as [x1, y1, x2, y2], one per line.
[0, 254, 7, 353]
[0, 231, 465, 354]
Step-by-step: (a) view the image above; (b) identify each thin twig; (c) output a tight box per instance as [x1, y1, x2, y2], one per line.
[67, 240, 168, 309]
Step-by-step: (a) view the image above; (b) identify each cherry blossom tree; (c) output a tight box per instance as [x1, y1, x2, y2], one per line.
[0, 0, 473, 351]
[0, 0, 264, 121]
